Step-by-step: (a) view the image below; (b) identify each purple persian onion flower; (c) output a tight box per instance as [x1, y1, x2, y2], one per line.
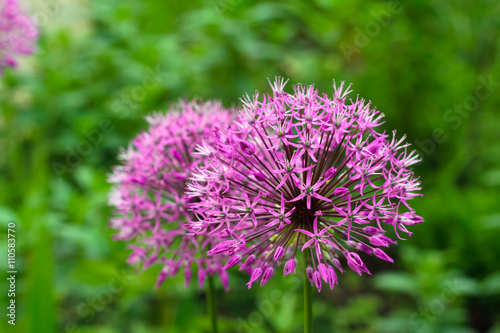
[109, 100, 234, 290]
[188, 78, 423, 292]
[0, 0, 38, 73]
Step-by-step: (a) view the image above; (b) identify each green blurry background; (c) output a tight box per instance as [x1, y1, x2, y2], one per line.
[1, 0, 500, 332]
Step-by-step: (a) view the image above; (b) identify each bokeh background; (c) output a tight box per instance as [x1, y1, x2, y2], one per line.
[1, 0, 500, 332]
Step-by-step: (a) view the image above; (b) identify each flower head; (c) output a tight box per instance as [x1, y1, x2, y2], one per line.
[188, 78, 423, 291]
[0, 0, 38, 73]
[109, 100, 234, 290]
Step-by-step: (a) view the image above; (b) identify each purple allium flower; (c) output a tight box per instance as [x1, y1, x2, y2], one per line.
[109, 100, 235, 290]
[0, 0, 38, 73]
[188, 78, 423, 292]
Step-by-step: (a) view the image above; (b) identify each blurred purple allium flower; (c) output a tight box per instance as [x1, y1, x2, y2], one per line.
[188, 78, 424, 292]
[109, 100, 235, 290]
[0, 0, 38, 73]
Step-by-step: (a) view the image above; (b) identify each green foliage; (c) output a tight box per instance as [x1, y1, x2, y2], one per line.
[1, 0, 500, 332]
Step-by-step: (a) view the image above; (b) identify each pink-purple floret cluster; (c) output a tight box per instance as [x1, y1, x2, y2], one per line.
[0, 0, 37, 72]
[187, 78, 423, 292]
[109, 101, 234, 290]
[109, 78, 424, 293]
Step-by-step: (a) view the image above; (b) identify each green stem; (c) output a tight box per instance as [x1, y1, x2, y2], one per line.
[207, 275, 218, 333]
[304, 252, 313, 333]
